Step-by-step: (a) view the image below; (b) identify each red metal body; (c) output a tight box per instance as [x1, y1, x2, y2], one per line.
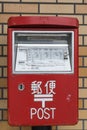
[8, 16, 78, 126]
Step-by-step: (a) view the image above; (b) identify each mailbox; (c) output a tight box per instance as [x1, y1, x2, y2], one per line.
[8, 16, 78, 126]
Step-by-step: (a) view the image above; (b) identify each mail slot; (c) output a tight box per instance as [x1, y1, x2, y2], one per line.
[8, 16, 78, 126]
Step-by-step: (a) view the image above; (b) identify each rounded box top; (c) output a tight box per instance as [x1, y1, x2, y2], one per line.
[8, 16, 79, 28]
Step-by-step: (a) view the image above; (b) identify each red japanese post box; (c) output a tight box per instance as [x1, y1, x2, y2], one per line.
[8, 16, 78, 126]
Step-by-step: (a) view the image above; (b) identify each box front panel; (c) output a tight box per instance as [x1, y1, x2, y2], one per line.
[8, 28, 78, 126]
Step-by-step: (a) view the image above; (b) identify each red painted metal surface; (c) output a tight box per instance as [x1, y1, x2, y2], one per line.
[8, 16, 78, 126]
[8, 16, 78, 28]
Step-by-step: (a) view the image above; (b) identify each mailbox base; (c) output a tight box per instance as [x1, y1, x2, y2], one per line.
[32, 126, 52, 130]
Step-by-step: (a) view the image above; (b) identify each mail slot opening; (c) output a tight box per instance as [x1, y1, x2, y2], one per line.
[13, 31, 74, 74]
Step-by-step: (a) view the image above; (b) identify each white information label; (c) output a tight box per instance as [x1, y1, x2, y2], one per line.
[15, 44, 71, 73]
